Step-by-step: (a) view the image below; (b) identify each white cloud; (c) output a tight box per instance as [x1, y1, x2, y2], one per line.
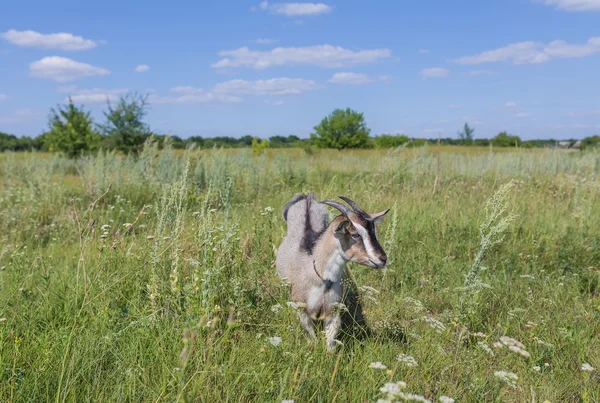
[58, 86, 128, 103]
[135, 64, 150, 73]
[569, 109, 600, 117]
[149, 87, 242, 104]
[419, 67, 449, 78]
[538, 0, 600, 11]
[515, 112, 532, 118]
[213, 78, 320, 95]
[505, 101, 517, 108]
[469, 70, 496, 76]
[253, 38, 276, 44]
[255, 1, 332, 16]
[455, 36, 600, 65]
[1, 29, 97, 51]
[328, 72, 391, 85]
[419, 49, 430, 54]
[265, 99, 285, 106]
[30, 56, 110, 82]
[0, 108, 43, 124]
[212, 45, 392, 69]
[448, 104, 463, 109]
[328, 72, 372, 85]
[0, 94, 9, 101]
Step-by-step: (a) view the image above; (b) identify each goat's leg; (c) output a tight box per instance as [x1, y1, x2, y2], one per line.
[299, 310, 317, 341]
[325, 314, 341, 352]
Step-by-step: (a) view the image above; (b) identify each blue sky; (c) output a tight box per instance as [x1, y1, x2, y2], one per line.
[1, 0, 599, 140]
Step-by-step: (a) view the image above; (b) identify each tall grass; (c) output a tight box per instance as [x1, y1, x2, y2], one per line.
[0, 145, 599, 402]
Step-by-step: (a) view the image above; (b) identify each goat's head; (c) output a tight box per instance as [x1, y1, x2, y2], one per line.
[321, 196, 389, 268]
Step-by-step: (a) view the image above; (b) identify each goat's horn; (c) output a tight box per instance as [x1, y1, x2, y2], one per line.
[338, 196, 366, 215]
[320, 200, 351, 216]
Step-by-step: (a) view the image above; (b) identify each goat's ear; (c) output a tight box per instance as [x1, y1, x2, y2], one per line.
[333, 219, 350, 234]
[370, 209, 390, 225]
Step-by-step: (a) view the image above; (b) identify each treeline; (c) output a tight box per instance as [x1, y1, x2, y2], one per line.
[1, 94, 599, 154]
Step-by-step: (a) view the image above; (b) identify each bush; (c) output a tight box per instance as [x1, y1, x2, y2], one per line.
[310, 108, 370, 150]
[43, 98, 101, 158]
[373, 134, 410, 148]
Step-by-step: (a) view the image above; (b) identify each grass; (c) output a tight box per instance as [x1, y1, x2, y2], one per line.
[0, 144, 599, 402]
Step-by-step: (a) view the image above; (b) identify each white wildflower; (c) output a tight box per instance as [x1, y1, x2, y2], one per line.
[494, 371, 518, 389]
[509, 345, 531, 358]
[146, 235, 155, 240]
[397, 354, 418, 367]
[268, 336, 282, 346]
[500, 336, 525, 349]
[401, 393, 431, 402]
[439, 397, 455, 403]
[271, 304, 283, 313]
[359, 285, 380, 294]
[377, 400, 392, 403]
[533, 366, 541, 372]
[472, 332, 487, 338]
[369, 361, 387, 370]
[380, 381, 407, 396]
[493, 342, 504, 349]
[123, 223, 133, 228]
[423, 317, 446, 333]
[281, 400, 294, 403]
[101, 224, 110, 230]
[478, 341, 494, 356]
[581, 363, 595, 372]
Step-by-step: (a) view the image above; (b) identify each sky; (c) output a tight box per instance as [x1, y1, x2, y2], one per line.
[1, 0, 599, 140]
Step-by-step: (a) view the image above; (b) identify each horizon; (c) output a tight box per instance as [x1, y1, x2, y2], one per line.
[1, 1, 600, 140]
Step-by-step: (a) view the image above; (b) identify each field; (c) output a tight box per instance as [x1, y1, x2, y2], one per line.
[0, 144, 599, 402]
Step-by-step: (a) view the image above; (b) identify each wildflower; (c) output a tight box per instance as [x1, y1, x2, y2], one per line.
[281, 400, 295, 403]
[146, 235, 155, 240]
[533, 366, 541, 371]
[286, 301, 299, 310]
[271, 304, 283, 313]
[380, 381, 407, 396]
[331, 302, 348, 312]
[423, 317, 446, 333]
[478, 341, 494, 356]
[397, 354, 418, 367]
[369, 361, 387, 370]
[524, 321, 538, 329]
[472, 332, 487, 338]
[401, 393, 431, 402]
[101, 224, 110, 230]
[439, 397, 455, 403]
[492, 342, 504, 349]
[268, 336, 282, 346]
[581, 363, 595, 372]
[494, 371, 518, 389]
[508, 345, 531, 358]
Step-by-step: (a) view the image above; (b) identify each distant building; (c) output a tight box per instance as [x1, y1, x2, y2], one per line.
[554, 140, 581, 149]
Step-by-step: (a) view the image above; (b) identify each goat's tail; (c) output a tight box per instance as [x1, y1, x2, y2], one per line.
[281, 192, 328, 237]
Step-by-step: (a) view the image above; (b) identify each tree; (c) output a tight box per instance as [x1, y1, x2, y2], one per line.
[44, 98, 101, 158]
[310, 108, 370, 150]
[98, 92, 152, 155]
[581, 135, 600, 150]
[492, 131, 521, 147]
[373, 134, 410, 148]
[458, 122, 475, 143]
[251, 137, 270, 155]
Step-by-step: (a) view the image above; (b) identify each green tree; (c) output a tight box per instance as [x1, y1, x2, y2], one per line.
[492, 131, 521, 147]
[251, 136, 270, 155]
[44, 98, 101, 158]
[310, 108, 370, 150]
[98, 93, 152, 155]
[373, 133, 410, 148]
[458, 122, 475, 143]
[581, 135, 600, 150]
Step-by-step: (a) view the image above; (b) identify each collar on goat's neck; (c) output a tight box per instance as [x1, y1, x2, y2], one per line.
[313, 243, 347, 290]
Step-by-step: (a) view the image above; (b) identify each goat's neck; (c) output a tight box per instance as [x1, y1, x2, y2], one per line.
[313, 231, 346, 284]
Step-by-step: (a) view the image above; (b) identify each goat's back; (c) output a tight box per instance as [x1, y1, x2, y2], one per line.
[276, 193, 329, 280]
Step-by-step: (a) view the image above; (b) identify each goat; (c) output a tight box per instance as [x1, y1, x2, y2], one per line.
[276, 193, 389, 351]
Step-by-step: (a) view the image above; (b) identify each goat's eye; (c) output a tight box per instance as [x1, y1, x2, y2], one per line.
[351, 233, 361, 240]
